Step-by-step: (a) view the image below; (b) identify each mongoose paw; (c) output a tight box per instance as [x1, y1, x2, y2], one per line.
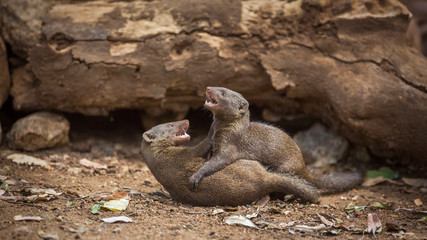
[188, 174, 201, 191]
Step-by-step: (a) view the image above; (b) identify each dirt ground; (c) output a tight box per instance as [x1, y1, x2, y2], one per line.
[0, 112, 426, 240]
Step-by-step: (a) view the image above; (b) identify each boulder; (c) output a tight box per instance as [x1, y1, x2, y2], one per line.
[7, 112, 69, 151]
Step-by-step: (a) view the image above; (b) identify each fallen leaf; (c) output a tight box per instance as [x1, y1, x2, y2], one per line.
[246, 212, 259, 219]
[91, 200, 105, 214]
[66, 201, 73, 207]
[367, 213, 382, 238]
[7, 154, 50, 169]
[102, 199, 129, 211]
[0, 189, 4, 196]
[317, 213, 334, 227]
[0, 175, 7, 181]
[101, 216, 134, 223]
[291, 224, 328, 233]
[392, 230, 405, 238]
[362, 176, 387, 186]
[1, 182, 10, 191]
[345, 202, 366, 213]
[279, 221, 295, 228]
[14, 215, 43, 221]
[372, 202, 392, 210]
[256, 195, 270, 207]
[106, 192, 130, 201]
[28, 188, 61, 196]
[212, 209, 225, 215]
[414, 199, 423, 206]
[420, 216, 427, 221]
[402, 178, 427, 188]
[224, 216, 260, 229]
[366, 167, 398, 179]
[79, 158, 107, 169]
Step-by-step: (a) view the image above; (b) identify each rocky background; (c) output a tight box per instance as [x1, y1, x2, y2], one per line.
[0, 0, 426, 165]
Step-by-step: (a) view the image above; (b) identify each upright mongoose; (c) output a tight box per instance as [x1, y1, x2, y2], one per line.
[189, 87, 362, 192]
[140, 120, 320, 206]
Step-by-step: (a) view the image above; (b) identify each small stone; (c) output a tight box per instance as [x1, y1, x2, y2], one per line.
[112, 227, 121, 233]
[56, 216, 64, 222]
[293, 123, 349, 166]
[7, 112, 70, 151]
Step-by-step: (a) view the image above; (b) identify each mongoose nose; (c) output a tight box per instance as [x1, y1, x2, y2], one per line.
[206, 87, 211, 92]
[184, 120, 189, 124]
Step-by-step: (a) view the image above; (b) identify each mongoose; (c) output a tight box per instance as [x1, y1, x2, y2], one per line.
[140, 120, 320, 206]
[189, 87, 362, 192]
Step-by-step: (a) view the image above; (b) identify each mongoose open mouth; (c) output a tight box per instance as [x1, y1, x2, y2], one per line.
[204, 92, 218, 109]
[174, 120, 191, 142]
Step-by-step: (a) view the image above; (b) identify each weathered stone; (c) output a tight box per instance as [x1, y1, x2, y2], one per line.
[294, 123, 349, 167]
[0, 0, 53, 58]
[1, 0, 426, 163]
[0, 36, 9, 108]
[7, 112, 69, 151]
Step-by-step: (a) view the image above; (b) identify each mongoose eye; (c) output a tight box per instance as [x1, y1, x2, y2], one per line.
[221, 91, 226, 97]
[169, 124, 173, 128]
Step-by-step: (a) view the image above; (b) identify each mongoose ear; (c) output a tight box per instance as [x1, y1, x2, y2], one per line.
[143, 131, 156, 142]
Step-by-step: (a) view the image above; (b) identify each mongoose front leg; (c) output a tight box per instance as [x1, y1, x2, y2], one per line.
[189, 148, 239, 190]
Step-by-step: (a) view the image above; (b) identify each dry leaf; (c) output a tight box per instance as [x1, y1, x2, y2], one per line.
[402, 178, 427, 188]
[317, 213, 334, 227]
[246, 212, 259, 219]
[256, 195, 270, 207]
[292, 224, 328, 233]
[79, 158, 107, 169]
[7, 154, 50, 169]
[362, 176, 386, 187]
[367, 213, 382, 238]
[414, 199, 423, 206]
[224, 216, 260, 229]
[101, 216, 133, 223]
[212, 209, 224, 215]
[106, 192, 130, 200]
[102, 199, 129, 211]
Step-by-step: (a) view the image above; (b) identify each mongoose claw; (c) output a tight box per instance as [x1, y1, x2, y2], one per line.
[188, 174, 201, 191]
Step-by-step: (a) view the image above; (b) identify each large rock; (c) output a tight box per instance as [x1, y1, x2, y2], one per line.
[6, 112, 70, 151]
[0, 0, 53, 58]
[0, 36, 9, 108]
[2, 0, 427, 162]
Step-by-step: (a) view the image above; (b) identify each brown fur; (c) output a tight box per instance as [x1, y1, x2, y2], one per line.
[189, 87, 362, 192]
[141, 120, 320, 206]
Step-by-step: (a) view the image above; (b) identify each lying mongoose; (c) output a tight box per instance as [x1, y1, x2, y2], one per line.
[140, 120, 320, 206]
[189, 87, 362, 192]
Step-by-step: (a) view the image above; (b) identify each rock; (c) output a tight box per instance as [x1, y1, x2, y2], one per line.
[6, 112, 69, 151]
[0, 0, 53, 58]
[0, 36, 10, 108]
[293, 123, 349, 167]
